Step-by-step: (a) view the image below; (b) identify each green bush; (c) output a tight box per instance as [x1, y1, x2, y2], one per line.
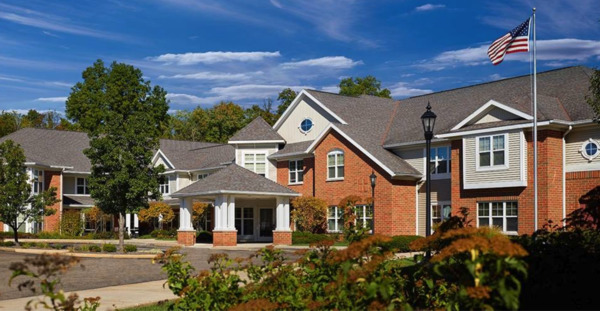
[124, 244, 138, 253]
[291, 231, 341, 245]
[60, 211, 84, 237]
[381, 235, 423, 252]
[0, 232, 35, 239]
[150, 229, 177, 240]
[50, 244, 66, 250]
[88, 245, 101, 252]
[102, 243, 117, 252]
[196, 230, 212, 243]
[0, 241, 16, 247]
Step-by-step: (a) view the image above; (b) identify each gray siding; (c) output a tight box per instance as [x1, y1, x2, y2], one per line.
[417, 179, 451, 236]
[474, 107, 521, 125]
[63, 176, 76, 195]
[463, 130, 526, 188]
[565, 126, 600, 172]
[276, 98, 337, 144]
[395, 147, 424, 175]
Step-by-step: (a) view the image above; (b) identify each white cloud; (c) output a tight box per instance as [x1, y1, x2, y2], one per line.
[415, 4, 445, 12]
[270, 0, 283, 9]
[281, 56, 363, 69]
[489, 74, 505, 81]
[35, 96, 68, 102]
[159, 72, 258, 81]
[417, 38, 600, 70]
[3, 109, 61, 115]
[389, 82, 432, 98]
[166, 93, 203, 105]
[148, 51, 281, 65]
[167, 84, 310, 106]
[320, 85, 340, 93]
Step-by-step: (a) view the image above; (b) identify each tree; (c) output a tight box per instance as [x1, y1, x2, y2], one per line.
[0, 111, 19, 137]
[66, 59, 169, 252]
[205, 101, 246, 143]
[0, 140, 59, 244]
[291, 196, 328, 233]
[245, 98, 277, 126]
[588, 68, 600, 122]
[338, 76, 391, 98]
[276, 88, 297, 117]
[138, 201, 175, 230]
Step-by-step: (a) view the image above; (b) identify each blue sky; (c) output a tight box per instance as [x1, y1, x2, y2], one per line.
[1, 0, 599, 114]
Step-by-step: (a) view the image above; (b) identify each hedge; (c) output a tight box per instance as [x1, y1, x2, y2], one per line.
[381, 235, 423, 253]
[292, 231, 342, 245]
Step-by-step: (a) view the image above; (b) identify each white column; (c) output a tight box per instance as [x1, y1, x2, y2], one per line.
[275, 197, 291, 231]
[214, 195, 225, 230]
[227, 196, 235, 230]
[178, 197, 194, 231]
[126, 213, 131, 235]
[133, 214, 139, 229]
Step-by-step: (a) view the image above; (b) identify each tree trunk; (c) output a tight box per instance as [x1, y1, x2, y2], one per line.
[118, 212, 125, 253]
[12, 226, 19, 245]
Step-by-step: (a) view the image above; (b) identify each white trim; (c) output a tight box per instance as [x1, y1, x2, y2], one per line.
[75, 177, 90, 195]
[273, 90, 347, 130]
[437, 121, 553, 138]
[451, 99, 533, 131]
[520, 130, 527, 183]
[476, 201, 519, 235]
[298, 117, 315, 134]
[579, 138, 600, 161]
[288, 159, 304, 185]
[565, 164, 600, 172]
[562, 126, 572, 227]
[383, 138, 448, 149]
[428, 145, 452, 179]
[463, 180, 527, 189]
[269, 151, 313, 160]
[241, 150, 268, 178]
[228, 140, 285, 144]
[171, 190, 301, 198]
[326, 149, 345, 180]
[152, 149, 175, 169]
[63, 171, 91, 175]
[475, 133, 509, 171]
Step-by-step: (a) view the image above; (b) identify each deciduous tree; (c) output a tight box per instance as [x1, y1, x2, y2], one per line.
[66, 59, 169, 252]
[339, 75, 391, 98]
[205, 101, 246, 143]
[276, 88, 297, 117]
[588, 68, 600, 122]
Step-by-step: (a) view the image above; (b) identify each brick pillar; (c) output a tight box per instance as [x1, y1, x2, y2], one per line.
[177, 230, 196, 246]
[213, 231, 237, 246]
[273, 231, 292, 245]
[536, 130, 564, 227]
[44, 170, 62, 232]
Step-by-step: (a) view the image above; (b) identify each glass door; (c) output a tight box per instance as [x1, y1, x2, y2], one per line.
[235, 207, 254, 241]
[258, 208, 274, 241]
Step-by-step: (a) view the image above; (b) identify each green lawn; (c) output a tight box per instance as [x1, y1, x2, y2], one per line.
[120, 301, 173, 311]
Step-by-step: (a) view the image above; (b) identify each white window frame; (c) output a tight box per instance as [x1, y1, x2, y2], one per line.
[75, 177, 90, 195]
[327, 206, 343, 232]
[431, 202, 451, 233]
[159, 176, 170, 195]
[355, 204, 373, 233]
[429, 146, 451, 179]
[476, 133, 509, 171]
[476, 201, 518, 234]
[299, 117, 314, 134]
[327, 150, 345, 181]
[242, 152, 267, 177]
[288, 159, 304, 185]
[196, 173, 209, 181]
[580, 138, 600, 161]
[31, 169, 44, 194]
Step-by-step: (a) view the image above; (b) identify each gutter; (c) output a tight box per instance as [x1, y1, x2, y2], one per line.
[562, 125, 573, 227]
[171, 190, 302, 198]
[383, 138, 448, 149]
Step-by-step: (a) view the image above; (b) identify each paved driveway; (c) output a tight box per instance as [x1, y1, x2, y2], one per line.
[0, 247, 292, 301]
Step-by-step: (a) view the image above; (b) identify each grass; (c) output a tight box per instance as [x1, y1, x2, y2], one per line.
[120, 301, 174, 311]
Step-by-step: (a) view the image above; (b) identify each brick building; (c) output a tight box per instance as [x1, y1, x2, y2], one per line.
[1, 66, 599, 247]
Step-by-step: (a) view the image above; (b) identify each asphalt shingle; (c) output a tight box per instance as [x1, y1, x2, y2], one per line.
[229, 116, 284, 142]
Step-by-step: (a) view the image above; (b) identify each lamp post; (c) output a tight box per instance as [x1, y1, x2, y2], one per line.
[370, 171, 377, 235]
[421, 102, 437, 257]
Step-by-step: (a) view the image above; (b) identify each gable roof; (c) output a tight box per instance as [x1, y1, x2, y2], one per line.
[383, 66, 594, 146]
[171, 164, 299, 197]
[273, 89, 348, 130]
[451, 99, 533, 131]
[229, 116, 285, 143]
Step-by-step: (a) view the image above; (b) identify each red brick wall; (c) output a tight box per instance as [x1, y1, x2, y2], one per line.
[277, 131, 417, 236]
[566, 170, 600, 215]
[213, 231, 237, 246]
[44, 170, 62, 232]
[177, 230, 196, 246]
[451, 130, 564, 234]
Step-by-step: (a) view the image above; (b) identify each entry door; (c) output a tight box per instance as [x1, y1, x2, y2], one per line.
[258, 208, 275, 241]
[235, 207, 254, 241]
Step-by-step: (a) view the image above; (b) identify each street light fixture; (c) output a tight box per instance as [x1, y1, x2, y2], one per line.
[370, 171, 377, 235]
[421, 102, 437, 257]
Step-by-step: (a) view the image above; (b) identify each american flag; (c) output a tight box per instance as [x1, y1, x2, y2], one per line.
[487, 18, 531, 65]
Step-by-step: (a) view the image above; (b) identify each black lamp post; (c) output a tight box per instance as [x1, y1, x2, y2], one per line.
[421, 102, 437, 257]
[370, 171, 377, 235]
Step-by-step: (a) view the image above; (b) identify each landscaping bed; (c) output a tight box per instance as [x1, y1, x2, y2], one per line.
[0, 241, 163, 257]
[291, 231, 422, 251]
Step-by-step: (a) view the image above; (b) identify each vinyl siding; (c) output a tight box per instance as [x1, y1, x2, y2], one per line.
[565, 126, 600, 172]
[276, 98, 337, 143]
[154, 154, 172, 169]
[235, 144, 279, 182]
[392, 143, 451, 178]
[473, 107, 521, 125]
[417, 179, 451, 236]
[463, 130, 526, 187]
[62, 175, 89, 195]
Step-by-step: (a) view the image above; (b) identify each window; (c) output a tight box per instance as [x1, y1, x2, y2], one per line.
[196, 173, 209, 181]
[356, 205, 373, 232]
[159, 176, 170, 194]
[430, 146, 451, 175]
[300, 118, 314, 133]
[477, 201, 518, 233]
[478, 134, 506, 168]
[327, 206, 344, 232]
[76, 178, 89, 195]
[581, 139, 600, 161]
[327, 150, 344, 180]
[431, 203, 451, 229]
[235, 207, 254, 236]
[244, 153, 267, 177]
[32, 169, 43, 194]
[195, 207, 213, 231]
[289, 160, 304, 184]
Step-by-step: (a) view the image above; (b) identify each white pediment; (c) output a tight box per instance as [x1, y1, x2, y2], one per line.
[452, 100, 533, 131]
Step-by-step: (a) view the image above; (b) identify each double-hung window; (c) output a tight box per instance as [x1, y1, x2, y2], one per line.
[159, 176, 170, 195]
[32, 169, 44, 194]
[244, 153, 267, 177]
[478, 134, 506, 168]
[289, 160, 304, 184]
[327, 150, 344, 180]
[196, 173, 209, 181]
[430, 146, 451, 176]
[356, 205, 373, 232]
[477, 201, 518, 233]
[431, 203, 452, 231]
[327, 206, 344, 232]
[76, 178, 89, 195]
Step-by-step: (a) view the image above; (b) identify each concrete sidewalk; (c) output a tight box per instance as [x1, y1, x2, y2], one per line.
[0, 280, 176, 311]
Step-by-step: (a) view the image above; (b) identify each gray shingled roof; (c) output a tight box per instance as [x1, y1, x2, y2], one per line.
[229, 116, 284, 142]
[161, 143, 235, 170]
[63, 195, 95, 206]
[384, 66, 594, 145]
[172, 164, 299, 197]
[0, 128, 92, 172]
[269, 141, 313, 159]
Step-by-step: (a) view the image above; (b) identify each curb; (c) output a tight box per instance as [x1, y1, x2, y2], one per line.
[0, 247, 159, 259]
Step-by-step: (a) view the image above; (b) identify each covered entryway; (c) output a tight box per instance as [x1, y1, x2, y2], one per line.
[171, 164, 299, 246]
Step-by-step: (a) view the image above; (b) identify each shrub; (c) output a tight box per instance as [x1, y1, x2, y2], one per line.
[196, 230, 213, 243]
[381, 235, 423, 252]
[139, 202, 175, 230]
[0, 232, 34, 239]
[88, 245, 101, 252]
[150, 229, 177, 240]
[0, 241, 16, 247]
[51, 244, 66, 250]
[338, 195, 371, 243]
[60, 210, 84, 237]
[124, 244, 138, 253]
[102, 243, 117, 252]
[291, 231, 340, 245]
[291, 196, 328, 233]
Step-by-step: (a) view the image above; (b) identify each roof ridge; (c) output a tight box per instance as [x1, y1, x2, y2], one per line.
[306, 89, 396, 102]
[381, 101, 401, 145]
[160, 138, 223, 145]
[11, 127, 87, 135]
[406, 66, 588, 100]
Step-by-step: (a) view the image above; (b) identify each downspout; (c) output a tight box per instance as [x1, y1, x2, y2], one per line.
[562, 125, 572, 227]
[59, 168, 65, 234]
[416, 180, 424, 235]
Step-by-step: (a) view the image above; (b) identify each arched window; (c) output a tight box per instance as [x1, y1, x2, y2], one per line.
[327, 150, 344, 180]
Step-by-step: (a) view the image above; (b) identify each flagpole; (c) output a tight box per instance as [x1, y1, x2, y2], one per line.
[532, 7, 538, 232]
